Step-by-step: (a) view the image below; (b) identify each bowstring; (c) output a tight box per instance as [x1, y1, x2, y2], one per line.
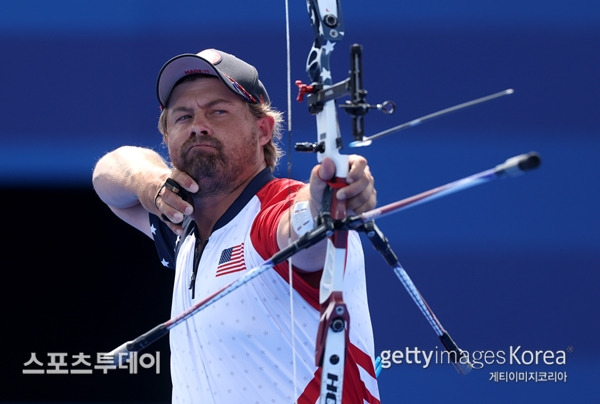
[284, 0, 299, 401]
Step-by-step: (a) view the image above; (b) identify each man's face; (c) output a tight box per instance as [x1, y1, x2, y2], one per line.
[165, 76, 270, 196]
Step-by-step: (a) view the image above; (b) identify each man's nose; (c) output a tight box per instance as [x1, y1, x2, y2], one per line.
[190, 114, 210, 137]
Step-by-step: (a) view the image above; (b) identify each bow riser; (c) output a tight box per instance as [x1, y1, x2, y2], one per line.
[304, 1, 352, 402]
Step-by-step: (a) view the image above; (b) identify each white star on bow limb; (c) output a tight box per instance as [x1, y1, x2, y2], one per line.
[321, 68, 332, 82]
[322, 41, 336, 54]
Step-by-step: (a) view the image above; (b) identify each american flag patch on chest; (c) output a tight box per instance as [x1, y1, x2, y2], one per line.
[216, 243, 246, 277]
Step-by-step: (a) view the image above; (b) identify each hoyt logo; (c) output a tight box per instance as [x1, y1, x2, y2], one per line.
[324, 372, 340, 403]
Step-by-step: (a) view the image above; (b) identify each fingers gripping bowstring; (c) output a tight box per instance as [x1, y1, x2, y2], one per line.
[284, 0, 299, 401]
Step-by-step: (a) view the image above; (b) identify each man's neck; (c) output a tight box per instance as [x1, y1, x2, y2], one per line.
[190, 165, 266, 240]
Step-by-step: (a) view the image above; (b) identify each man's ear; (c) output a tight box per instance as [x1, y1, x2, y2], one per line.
[257, 115, 275, 146]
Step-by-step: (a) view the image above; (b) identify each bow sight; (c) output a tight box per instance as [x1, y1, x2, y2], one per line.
[295, 43, 396, 153]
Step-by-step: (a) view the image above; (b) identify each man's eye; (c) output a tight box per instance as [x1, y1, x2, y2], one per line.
[175, 114, 191, 122]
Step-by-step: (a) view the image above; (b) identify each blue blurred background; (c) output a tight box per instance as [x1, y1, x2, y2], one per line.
[1, 0, 598, 403]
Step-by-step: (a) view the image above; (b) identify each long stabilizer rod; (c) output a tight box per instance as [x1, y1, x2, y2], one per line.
[348, 152, 540, 225]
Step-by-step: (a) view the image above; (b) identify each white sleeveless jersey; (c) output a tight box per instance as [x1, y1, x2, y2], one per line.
[150, 168, 380, 403]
